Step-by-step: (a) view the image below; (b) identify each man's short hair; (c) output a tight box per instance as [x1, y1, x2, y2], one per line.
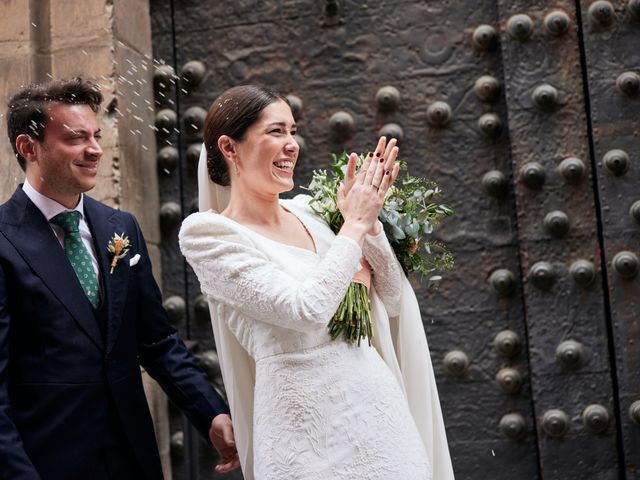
[7, 77, 103, 171]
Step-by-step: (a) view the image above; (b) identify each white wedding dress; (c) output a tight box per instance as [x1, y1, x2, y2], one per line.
[180, 193, 453, 480]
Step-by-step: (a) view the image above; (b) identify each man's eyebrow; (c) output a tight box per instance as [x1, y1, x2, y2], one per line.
[61, 126, 101, 135]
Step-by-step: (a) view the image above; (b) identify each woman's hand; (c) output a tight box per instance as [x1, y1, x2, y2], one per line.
[337, 136, 400, 244]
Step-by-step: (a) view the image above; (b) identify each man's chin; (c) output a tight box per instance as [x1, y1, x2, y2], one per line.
[77, 180, 97, 193]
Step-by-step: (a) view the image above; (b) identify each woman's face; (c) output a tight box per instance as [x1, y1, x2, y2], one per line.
[233, 99, 299, 195]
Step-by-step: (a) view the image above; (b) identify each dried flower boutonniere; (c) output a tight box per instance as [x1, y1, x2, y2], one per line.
[107, 232, 131, 274]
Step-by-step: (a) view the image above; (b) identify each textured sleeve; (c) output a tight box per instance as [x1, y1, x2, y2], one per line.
[362, 223, 403, 317]
[179, 212, 363, 332]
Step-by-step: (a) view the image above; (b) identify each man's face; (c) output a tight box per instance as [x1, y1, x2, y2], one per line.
[29, 102, 102, 206]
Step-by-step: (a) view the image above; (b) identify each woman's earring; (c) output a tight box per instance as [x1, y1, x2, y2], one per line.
[234, 162, 239, 176]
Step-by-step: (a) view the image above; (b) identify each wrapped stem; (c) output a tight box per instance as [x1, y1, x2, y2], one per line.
[327, 282, 373, 346]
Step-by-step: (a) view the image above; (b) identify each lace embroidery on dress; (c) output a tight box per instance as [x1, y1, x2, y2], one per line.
[362, 228, 403, 317]
[179, 196, 433, 480]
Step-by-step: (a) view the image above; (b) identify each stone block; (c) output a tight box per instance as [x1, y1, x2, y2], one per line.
[113, 42, 160, 245]
[50, 43, 115, 80]
[0, 53, 33, 203]
[142, 371, 172, 480]
[49, 0, 111, 43]
[113, 0, 152, 55]
[0, 0, 33, 42]
[89, 78, 120, 209]
[0, 140, 24, 204]
[0, 48, 33, 93]
[89, 147, 119, 208]
[147, 243, 163, 288]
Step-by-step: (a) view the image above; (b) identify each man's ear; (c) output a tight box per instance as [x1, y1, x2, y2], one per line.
[217, 135, 236, 161]
[15, 134, 37, 164]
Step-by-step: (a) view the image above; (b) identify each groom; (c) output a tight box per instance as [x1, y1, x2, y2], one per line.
[0, 77, 239, 479]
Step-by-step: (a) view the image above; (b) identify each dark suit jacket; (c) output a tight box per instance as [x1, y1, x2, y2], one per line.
[0, 187, 229, 480]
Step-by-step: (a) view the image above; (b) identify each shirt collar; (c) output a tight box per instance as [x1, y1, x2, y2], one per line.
[22, 178, 85, 222]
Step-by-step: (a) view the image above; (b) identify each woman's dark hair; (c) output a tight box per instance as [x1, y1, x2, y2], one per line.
[7, 77, 103, 171]
[204, 85, 288, 186]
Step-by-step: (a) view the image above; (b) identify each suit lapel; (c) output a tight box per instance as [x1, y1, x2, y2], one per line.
[84, 197, 130, 356]
[1, 188, 104, 351]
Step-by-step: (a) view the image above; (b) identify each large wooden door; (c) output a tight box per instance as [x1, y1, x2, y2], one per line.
[149, 1, 640, 478]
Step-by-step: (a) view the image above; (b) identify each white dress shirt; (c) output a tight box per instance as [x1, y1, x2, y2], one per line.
[22, 178, 100, 281]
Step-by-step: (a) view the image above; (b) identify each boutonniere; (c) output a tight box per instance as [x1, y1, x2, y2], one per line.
[107, 232, 131, 274]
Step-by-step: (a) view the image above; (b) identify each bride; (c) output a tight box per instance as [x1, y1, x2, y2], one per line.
[179, 85, 454, 480]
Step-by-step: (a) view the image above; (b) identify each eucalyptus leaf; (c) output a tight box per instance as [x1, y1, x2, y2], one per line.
[305, 147, 454, 287]
[391, 225, 406, 241]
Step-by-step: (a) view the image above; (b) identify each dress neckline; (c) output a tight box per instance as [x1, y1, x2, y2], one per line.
[216, 201, 318, 256]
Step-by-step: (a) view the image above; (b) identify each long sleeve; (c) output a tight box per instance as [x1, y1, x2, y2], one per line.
[179, 212, 363, 332]
[0, 259, 41, 480]
[362, 223, 403, 317]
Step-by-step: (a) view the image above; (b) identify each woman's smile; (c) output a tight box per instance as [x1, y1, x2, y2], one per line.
[273, 159, 295, 175]
[232, 99, 299, 193]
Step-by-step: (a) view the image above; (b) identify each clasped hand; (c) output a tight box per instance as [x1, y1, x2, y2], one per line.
[337, 137, 400, 238]
[209, 413, 241, 473]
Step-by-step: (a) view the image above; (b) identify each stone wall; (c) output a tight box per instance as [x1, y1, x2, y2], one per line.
[0, 0, 161, 269]
[0, 0, 36, 198]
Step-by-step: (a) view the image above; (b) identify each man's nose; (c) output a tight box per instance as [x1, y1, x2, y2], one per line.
[87, 138, 103, 158]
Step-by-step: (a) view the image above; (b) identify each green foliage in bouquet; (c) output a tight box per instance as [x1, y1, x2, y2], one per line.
[304, 151, 454, 345]
[378, 168, 454, 279]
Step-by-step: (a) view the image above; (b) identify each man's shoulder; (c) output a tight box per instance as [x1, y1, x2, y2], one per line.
[84, 195, 136, 222]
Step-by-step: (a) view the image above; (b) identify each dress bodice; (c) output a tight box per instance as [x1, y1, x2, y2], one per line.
[179, 195, 402, 361]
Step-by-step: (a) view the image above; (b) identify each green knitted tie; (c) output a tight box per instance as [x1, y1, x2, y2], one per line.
[51, 211, 99, 308]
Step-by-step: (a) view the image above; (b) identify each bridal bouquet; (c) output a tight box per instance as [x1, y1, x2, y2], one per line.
[305, 151, 454, 346]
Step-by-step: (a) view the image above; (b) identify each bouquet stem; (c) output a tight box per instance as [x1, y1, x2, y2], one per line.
[328, 282, 373, 346]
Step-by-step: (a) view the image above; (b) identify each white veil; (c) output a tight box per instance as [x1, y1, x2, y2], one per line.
[197, 143, 231, 215]
[196, 144, 454, 479]
[197, 144, 256, 478]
